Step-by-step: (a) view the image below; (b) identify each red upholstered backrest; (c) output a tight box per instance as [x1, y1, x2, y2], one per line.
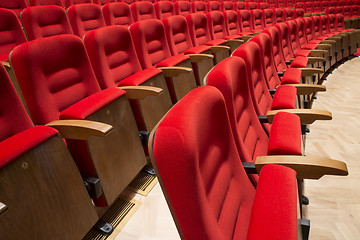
[258, 2, 269, 10]
[238, 10, 254, 32]
[0, 0, 28, 17]
[278, 0, 286, 8]
[265, 25, 289, 71]
[246, 2, 258, 10]
[10, 34, 101, 125]
[206, 11, 228, 40]
[267, 0, 277, 8]
[321, 1, 330, 12]
[320, 14, 330, 35]
[287, 0, 295, 8]
[295, 8, 304, 19]
[67, 3, 106, 37]
[352, 5, 360, 17]
[163, 15, 194, 55]
[287, 20, 302, 53]
[152, 86, 256, 239]
[314, 1, 321, 12]
[130, 1, 156, 22]
[84, 25, 142, 89]
[154, 1, 175, 20]
[250, 33, 281, 89]
[347, 0, 355, 5]
[235, 1, 246, 10]
[64, 0, 93, 9]
[0, 8, 27, 62]
[311, 15, 322, 38]
[206, 1, 221, 11]
[251, 9, 265, 30]
[328, 14, 337, 32]
[302, 17, 315, 42]
[28, 0, 64, 7]
[221, 1, 234, 11]
[343, 6, 352, 18]
[326, 6, 336, 15]
[186, 12, 212, 46]
[305, 2, 314, 13]
[191, 1, 207, 13]
[130, 19, 172, 68]
[223, 10, 240, 36]
[232, 42, 273, 117]
[21, 6, 73, 41]
[284, 8, 295, 21]
[336, 6, 344, 14]
[336, 14, 345, 30]
[263, 9, 275, 27]
[174, 1, 192, 16]
[0, 64, 34, 142]
[330, 1, 338, 7]
[274, 8, 285, 23]
[102, 2, 134, 27]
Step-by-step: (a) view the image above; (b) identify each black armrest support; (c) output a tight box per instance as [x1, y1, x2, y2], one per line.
[258, 115, 269, 123]
[242, 162, 258, 174]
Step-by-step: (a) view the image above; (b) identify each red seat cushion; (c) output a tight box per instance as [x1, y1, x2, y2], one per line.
[247, 164, 298, 239]
[294, 49, 311, 57]
[281, 68, 301, 84]
[267, 112, 302, 155]
[0, 126, 58, 169]
[60, 88, 126, 120]
[271, 85, 297, 110]
[303, 43, 318, 50]
[290, 56, 308, 68]
[155, 54, 190, 67]
[117, 67, 162, 86]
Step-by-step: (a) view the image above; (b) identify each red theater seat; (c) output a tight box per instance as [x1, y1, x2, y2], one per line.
[10, 34, 147, 207]
[130, 1, 156, 22]
[154, 1, 175, 19]
[28, 0, 64, 7]
[174, 1, 192, 16]
[102, 2, 134, 27]
[64, 0, 93, 9]
[0, 0, 28, 17]
[21, 5, 73, 41]
[263, 8, 276, 27]
[221, 1, 234, 11]
[191, 1, 207, 13]
[274, 8, 286, 23]
[206, 1, 221, 12]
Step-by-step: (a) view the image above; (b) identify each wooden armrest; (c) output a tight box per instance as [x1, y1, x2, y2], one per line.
[299, 67, 324, 77]
[255, 155, 348, 179]
[157, 66, 193, 77]
[309, 49, 328, 56]
[316, 44, 331, 50]
[186, 53, 214, 62]
[0, 202, 7, 215]
[117, 86, 163, 99]
[227, 39, 244, 44]
[321, 40, 336, 44]
[306, 56, 325, 64]
[327, 36, 341, 40]
[282, 84, 326, 95]
[240, 35, 253, 41]
[209, 45, 231, 52]
[267, 109, 332, 124]
[46, 120, 113, 140]
[0, 61, 10, 68]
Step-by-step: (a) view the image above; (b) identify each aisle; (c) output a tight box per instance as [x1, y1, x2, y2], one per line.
[304, 57, 360, 239]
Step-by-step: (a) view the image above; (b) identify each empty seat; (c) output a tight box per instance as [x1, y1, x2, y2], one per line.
[11, 34, 147, 207]
[130, 1, 156, 22]
[295, 8, 305, 18]
[84, 25, 172, 132]
[150, 85, 299, 240]
[102, 2, 134, 27]
[287, 0, 295, 8]
[154, 1, 175, 19]
[234, 1, 246, 10]
[174, 1, 192, 16]
[67, 3, 106, 37]
[0, 63, 99, 240]
[274, 8, 286, 23]
[264, 8, 276, 27]
[278, 0, 287, 8]
[321, 1, 330, 12]
[21, 5, 73, 41]
[130, 19, 197, 103]
[191, 1, 207, 13]
[238, 9, 257, 34]
[313, 1, 322, 14]
[28, 0, 65, 7]
[267, 0, 277, 8]
[163, 15, 214, 85]
[224, 10, 253, 41]
[64, 0, 93, 9]
[284, 8, 295, 21]
[305, 2, 314, 16]
[246, 1, 258, 10]
[221, 1, 234, 11]
[258, 2, 269, 10]
[0, 8, 27, 64]
[251, 9, 265, 31]
[186, 12, 231, 64]
[0, 0, 28, 17]
[206, 1, 221, 11]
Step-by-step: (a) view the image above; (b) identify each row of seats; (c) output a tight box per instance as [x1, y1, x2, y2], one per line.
[0, 1, 356, 237]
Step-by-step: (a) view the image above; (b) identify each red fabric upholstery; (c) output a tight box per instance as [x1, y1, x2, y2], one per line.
[152, 86, 257, 239]
[267, 112, 302, 155]
[102, 2, 134, 27]
[274, 8, 285, 23]
[130, 1, 156, 22]
[247, 164, 297, 239]
[94, 0, 115, 6]
[295, 8, 305, 19]
[267, 0, 277, 8]
[10, 34, 101, 125]
[223, 10, 242, 36]
[251, 9, 265, 31]
[281, 68, 301, 84]
[174, 1, 192, 16]
[28, 0, 64, 7]
[155, 54, 190, 67]
[271, 85, 297, 110]
[305, 2, 314, 14]
[154, 1, 175, 20]
[221, 1, 234, 11]
[0, 8, 27, 62]
[0, 0, 28, 17]
[235, 1, 246, 11]
[258, 2, 269, 10]
[64, 0, 92, 9]
[286, 20, 304, 56]
[246, 2, 258, 10]
[0, 126, 58, 170]
[263, 9, 276, 28]
[191, 1, 207, 13]
[238, 10, 256, 34]
[67, 3, 106, 37]
[290, 56, 309, 68]
[21, 5, 73, 41]
[207, 11, 241, 41]
[117, 68, 163, 87]
[206, 1, 221, 12]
